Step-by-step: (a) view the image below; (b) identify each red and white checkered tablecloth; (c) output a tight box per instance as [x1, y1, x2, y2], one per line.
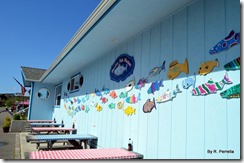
[29, 148, 141, 159]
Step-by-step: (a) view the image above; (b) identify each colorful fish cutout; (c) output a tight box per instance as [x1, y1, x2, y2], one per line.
[96, 104, 102, 112]
[102, 86, 110, 95]
[125, 79, 135, 92]
[126, 93, 141, 104]
[143, 98, 156, 113]
[109, 91, 117, 99]
[224, 57, 240, 71]
[108, 103, 115, 109]
[148, 60, 166, 78]
[198, 59, 219, 75]
[95, 89, 102, 97]
[147, 79, 164, 94]
[220, 83, 240, 99]
[192, 73, 232, 96]
[209, 30, 240, 55]
[167, 58, 189, 80]
[156, 84, 181, 103]
[117, 101, 124, 109]
[119, 92, 128, 98]
[182, 73, 196, 89]
[124, 106, 136, 116]
[100, 97, 108, 104]
[135, 77, 148, 90]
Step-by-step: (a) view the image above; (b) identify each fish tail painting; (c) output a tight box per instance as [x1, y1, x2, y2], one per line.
[220, 83, 240, 99]
[224, 57, 240, 71]
[209, 30, 240, 55]
[191, 73, 232, 96]
[182, 58, 189, 74]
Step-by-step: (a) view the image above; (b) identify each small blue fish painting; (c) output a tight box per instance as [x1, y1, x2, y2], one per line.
[135, 78, 148, 90]
[102, 86, 110, 95]
[95, 89, 102, 97]
[148, 61, 166, 78]
[209, 30, 240, 55]
[182, 73, 196, 89]
[147, 79, 164, 94]
[77, 98, 81, 104]
[126, 93, 141, 104]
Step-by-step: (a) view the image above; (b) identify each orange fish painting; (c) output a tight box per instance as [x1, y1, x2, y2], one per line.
[198, 59, 219, 75]
[167, 58, 189, 80]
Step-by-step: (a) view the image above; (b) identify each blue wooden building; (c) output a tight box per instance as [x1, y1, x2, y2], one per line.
[21, 0, 240, 159]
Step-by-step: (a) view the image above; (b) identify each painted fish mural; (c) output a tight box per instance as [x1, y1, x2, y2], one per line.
[119, 92, 128, 98]
[125, 79, 135, 92]
[156, 84, 182, 103]
[224, 57, 240, 71]
[167, 58, 189, 80]
[198, 59, 219, 75]
[96, 104, 102, 112]
[102, 86, 110, 95]
[95, 89, 102, 97]
[182, 73, 196, 89]
[124, 106, 136, 116]
[135, 77, 148, 90]
[147, 79, 164, 94]
[191, 73, 232, 96]
[126, 93, 141, 104]
[109, 90, 117, 99]
[108, 103, 115, 109]
[220, 83, 240, 99]
[148, 60, 166, 78]
[143, 98, 156, 113]
[209, 30, 240, 55]
[117, 101, 124, 109]
[100, 97, 108, 104]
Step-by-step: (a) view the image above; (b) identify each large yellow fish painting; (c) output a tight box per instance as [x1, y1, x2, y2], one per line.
[167, 58, 189, 80]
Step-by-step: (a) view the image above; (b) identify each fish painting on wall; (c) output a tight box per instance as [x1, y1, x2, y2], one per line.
[198, 59, 219, 75]
[167, 58, 189, 80]
[147, 79, 164, 94]
[224, 57, 240, 71]
[220, 83, 240, 99]
[209, 30, 240, 55]
[148, 60, 166, 78]
[182, 73, 196, 89]
[156, 84, 182, 103]
[143, 98, 156, 113]
[191, 73, 232, 96]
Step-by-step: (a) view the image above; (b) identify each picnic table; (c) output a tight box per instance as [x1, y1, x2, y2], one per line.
[26, 134, 98, 150]
[25, 148, 143, 159]
[29, 123, 63, 128]
[27, 120, 54, 123]
[31, 127, 76, 135]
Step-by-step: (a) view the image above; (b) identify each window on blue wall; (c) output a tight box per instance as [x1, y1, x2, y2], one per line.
[55, 84, 62, 106]
[69, 74, 80, 92]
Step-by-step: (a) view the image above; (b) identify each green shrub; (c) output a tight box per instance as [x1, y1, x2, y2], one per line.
[13, 114, 21, 120]
[2, 116, 11, 128]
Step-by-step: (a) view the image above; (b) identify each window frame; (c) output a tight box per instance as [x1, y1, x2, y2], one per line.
[54, 83, 62, 107]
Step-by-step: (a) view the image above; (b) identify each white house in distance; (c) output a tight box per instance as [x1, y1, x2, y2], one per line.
[21, 0, 240, 159]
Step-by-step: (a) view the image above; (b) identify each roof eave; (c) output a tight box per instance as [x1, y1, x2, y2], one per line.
[39, 0, 117, 83]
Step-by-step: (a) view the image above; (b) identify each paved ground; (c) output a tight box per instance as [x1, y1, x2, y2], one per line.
[0, 107, 17, 160]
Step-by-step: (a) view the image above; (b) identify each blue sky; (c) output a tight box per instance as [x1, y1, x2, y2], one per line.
[0, 0, 101, 94]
